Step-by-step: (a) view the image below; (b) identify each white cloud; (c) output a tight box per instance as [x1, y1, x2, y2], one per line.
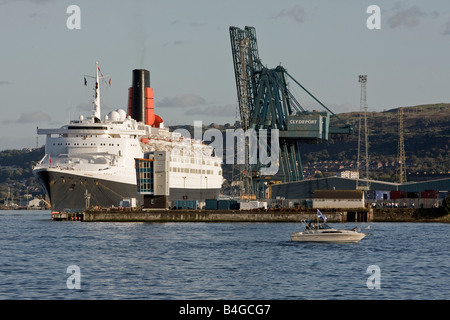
[387, 5, 425, 29]
[163, 40, 186, 46]
[0, 0, 54, 5]
[270, 5, 305, 24]
[75, 102, 93, 112]
[443, 19, 450, 35]
[190, 22, 205, 27]
[186, 104, 236, 117]
[16, 111, 51, 123]
[1, 111, 52, 125]
[156, 94, 206, 108]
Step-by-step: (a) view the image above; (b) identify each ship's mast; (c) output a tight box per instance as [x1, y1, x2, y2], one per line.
[93, 61, 101, 120]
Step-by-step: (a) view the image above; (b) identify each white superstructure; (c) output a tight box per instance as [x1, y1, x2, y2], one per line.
[33, 63, 222, 211]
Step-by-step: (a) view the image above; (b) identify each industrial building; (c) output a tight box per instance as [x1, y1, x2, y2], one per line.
[313, 190, 365, 209]
[271, 177, 450, 208]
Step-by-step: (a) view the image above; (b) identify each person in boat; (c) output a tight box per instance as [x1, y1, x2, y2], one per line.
[306, 221, 312, 230]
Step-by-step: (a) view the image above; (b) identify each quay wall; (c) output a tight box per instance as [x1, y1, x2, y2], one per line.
[50, 208, 450, 223]
[81, 210, 348, 223]
[372, 208, 449, 222]
[51, 209, 363, 223]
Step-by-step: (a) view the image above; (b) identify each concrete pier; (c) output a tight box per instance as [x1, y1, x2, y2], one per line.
[52, 209, 372, 223]
[50, 208, 450, 223]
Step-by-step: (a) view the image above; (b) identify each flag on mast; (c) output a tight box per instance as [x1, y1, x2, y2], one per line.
[317, 209, 327, 222]
[97, 64, 111, 87]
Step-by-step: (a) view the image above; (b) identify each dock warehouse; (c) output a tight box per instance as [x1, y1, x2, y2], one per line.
[270, 177, 450, 207]
[313, 190, 365, 209]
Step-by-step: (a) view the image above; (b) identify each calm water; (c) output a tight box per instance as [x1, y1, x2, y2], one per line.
[0, 210, 448, 300]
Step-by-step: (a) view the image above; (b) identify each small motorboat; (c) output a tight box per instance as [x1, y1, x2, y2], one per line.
[291, 210, 366, 243]
[291, 221, 366, 243]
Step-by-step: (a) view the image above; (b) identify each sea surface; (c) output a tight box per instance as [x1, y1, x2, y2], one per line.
[0, 210, 449, 300]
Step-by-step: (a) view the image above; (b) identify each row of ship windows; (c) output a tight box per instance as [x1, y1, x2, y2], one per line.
[170, 167, 221, 175]
[53, 143, 139, 147]
[138, 166, 221, 176]
[53, 143, 120, 146]
[171, 157, 219, 167]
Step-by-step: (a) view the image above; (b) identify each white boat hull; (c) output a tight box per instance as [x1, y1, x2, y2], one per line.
[291, 230, 366, 243]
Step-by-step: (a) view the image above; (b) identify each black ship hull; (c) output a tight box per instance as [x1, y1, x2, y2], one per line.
[34, 169, 220, 212]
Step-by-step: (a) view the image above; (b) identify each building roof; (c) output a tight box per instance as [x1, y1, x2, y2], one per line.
[400, 178, 450, 192]
[314, 190, 364, 199]
[271, 176, 450, 199]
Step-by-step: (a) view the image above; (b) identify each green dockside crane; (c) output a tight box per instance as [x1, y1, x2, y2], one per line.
[229, 26, 353, 198]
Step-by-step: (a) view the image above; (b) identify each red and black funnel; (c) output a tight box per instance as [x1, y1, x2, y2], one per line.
[127, 69, 158, 126]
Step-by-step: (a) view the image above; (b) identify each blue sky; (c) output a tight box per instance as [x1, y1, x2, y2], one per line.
[1, 0, 450, 150]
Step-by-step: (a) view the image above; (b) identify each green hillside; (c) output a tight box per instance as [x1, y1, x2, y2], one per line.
[0, 147, 44, 205]
[306, 103, 450, 179]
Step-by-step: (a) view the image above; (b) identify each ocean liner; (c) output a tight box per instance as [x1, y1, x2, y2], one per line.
[33, 63, 223, 211]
